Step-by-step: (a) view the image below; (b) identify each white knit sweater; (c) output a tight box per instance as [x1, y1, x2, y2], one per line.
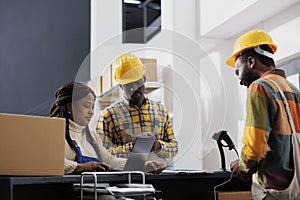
[64, 120, 126, 174]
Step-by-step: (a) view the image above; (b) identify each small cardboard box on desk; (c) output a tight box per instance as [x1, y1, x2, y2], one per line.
[218, 191, 251, 200]
[0, 113, 65, 176]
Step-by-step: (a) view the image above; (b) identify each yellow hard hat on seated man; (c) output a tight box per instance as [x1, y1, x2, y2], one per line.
[114, 53, 146, 85]
[226, 29, 278, 67]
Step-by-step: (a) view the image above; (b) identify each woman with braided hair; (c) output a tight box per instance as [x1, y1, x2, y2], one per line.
[50, 81, 165, 174]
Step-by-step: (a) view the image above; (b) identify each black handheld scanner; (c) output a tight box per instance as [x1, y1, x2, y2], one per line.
[212, 130, 238, 171]
[212, 130, 235, 150]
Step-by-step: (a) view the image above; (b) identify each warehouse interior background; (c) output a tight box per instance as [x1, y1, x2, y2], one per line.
[1, 0, 300, 171]
[89, 0, 300, 170]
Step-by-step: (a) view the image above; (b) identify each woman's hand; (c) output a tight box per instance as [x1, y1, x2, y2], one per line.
[144, 161, 165, 174]
[73, 161, 111, 174]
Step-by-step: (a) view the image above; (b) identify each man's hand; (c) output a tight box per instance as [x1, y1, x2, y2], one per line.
[74, 161, 111, 174]
[147, 134, 161, 151]
[230, 159, 252, 182]
[144, 161, 166, 174]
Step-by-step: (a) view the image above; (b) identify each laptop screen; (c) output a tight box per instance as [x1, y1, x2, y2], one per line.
[131, 136, 155, 154]
[123, 136, 155, 171]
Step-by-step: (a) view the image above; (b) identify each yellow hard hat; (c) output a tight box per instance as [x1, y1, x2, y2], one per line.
[114, 53, 146, 85]
[226, 30, 278, 67]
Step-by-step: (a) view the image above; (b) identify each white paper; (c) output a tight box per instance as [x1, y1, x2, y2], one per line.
[106, 186, 155, 194]
[162, 169, 207, 174]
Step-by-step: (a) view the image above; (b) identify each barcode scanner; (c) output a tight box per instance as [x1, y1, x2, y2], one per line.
[212, 130, 239, 171]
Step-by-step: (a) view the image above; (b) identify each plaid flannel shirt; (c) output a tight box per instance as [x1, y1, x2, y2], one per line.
[97, 97, 178, 159]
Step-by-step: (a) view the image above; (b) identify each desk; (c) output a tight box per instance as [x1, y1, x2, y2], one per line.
[0, 171, 251, 200]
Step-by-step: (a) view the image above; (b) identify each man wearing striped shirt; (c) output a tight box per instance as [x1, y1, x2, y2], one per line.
[227, 30, 300, 193]
[97, 53, 178, 163]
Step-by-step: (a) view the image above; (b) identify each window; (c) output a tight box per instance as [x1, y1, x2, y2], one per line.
[122, 0, 161, 43]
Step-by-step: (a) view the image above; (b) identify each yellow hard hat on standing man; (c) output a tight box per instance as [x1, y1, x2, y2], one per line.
[226, 30, 278, 67]
[114, 53, 146, 85]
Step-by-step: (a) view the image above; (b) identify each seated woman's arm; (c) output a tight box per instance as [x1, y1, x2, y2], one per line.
[64, 158, 110, 174]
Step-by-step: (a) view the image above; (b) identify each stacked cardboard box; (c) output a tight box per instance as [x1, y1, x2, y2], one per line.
[140, 58, 158, 82]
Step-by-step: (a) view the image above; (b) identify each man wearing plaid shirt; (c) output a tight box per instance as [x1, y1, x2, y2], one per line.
[97, 53, 178, 161]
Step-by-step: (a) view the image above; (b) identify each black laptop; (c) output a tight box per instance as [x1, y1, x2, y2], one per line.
[123, 136, 155, 172]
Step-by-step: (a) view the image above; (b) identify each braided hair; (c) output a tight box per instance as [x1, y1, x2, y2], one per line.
[49, 81, 96, 160]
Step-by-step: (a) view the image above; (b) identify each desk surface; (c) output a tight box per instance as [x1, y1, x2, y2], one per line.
[0, 170, 239, 183]
[0, 171, 251, 200]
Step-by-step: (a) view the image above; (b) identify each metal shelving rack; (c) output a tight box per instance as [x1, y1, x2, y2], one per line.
[79, 171, 158, 200]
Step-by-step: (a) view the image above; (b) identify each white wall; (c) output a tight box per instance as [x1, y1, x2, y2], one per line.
[199, 0, 299, 39]
[265, 2, 300, 63]
[200, 0, 258, 36]
[91, 0, 122, 51]
[90, 0, 300, 171]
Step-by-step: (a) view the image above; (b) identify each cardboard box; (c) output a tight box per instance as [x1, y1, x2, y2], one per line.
[102, 65, 112, 93]
[99, 76, 103, 94]
[218, 191, 251, 200]
[140, 58, 157, 82]
[0, 113, 65, 176]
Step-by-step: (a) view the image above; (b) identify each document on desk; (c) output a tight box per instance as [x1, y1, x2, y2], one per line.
[162, 169, 207, 174]
[106, 184, 155, 195]
[73, 183, 111, 194]
[74, 183, 155, 195]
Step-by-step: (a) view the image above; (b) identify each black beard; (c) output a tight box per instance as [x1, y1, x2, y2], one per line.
[240, 68, 254, 88]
